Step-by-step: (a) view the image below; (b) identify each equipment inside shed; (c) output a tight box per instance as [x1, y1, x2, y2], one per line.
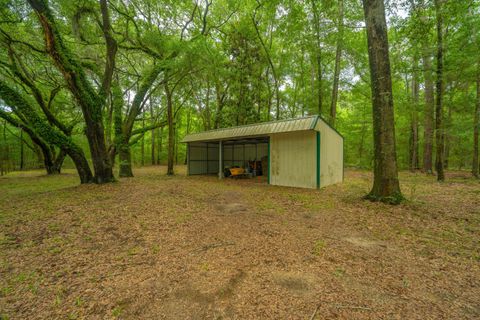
[222, 137, 268, 179]
[187, 137, 269, 179]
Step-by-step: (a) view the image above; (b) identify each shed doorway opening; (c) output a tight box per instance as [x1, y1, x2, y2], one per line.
[187, 137, 269, 181]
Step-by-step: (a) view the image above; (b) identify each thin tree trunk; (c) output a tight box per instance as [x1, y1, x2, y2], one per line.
[214, 80, 227, 128]
[141, 110, 145, 167]
[184, 110, 191, 165]
[422, 44, 435, 174]
[265, 68, 272, 121]
[410, 57, 420, 171]
[19, 128, 24, 170]
[473, 61, 480, 178]
[166, 81, 175, 175]
[444, 102, 451, 169]
[33, 143, 43, 169]
[157, 126, 163, 165]
[330, 0, 344, 126]
[205, 82, 211, 130]
[358, 121, 367, 161]
[311, 0, 323, 116]
[252, 17, 280, 120]
[2, 120, 7, 175]
[150, 100, 155, 165]
[362, 0, 403, 203]
[175, 114, 179, 165]
[435, 0, 445, 181]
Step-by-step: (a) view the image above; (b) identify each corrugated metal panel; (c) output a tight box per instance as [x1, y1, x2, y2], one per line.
[182, 116, 318, 143]
[316, 120, 344, 187]
[270, 131, 317, 189]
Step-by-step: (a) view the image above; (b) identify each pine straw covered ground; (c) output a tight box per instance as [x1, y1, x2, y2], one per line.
[0, 167, 479, 319]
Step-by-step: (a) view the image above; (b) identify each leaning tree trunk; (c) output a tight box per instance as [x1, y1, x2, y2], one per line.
[435, 0, 445, 181]
[0, 80, 94, 183]
[362, 0, 403, 204]
[51, 149, 66, 174]
[28, 0, 114, 184]
[473, 62, 480, 178]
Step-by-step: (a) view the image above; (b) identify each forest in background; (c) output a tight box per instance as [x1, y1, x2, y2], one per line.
[0, 0, 479, 179]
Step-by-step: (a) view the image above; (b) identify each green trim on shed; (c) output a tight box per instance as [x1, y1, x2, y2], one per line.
[316, 132, 321, 189]
[310, 115, 320, 130]
[267, 138, 271, 184]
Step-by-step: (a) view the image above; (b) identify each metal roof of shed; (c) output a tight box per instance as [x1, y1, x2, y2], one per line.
[182, 115, 320, 143]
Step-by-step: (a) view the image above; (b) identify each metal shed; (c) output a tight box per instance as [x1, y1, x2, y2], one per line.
[182, 115, 344, 189]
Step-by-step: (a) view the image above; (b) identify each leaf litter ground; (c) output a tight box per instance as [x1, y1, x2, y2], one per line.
[0, 167, 479, 319]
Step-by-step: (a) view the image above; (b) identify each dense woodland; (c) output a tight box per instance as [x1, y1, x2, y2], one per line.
[0, 0, 479, 194]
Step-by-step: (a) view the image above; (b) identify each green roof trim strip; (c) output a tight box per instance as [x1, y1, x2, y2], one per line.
[316, 131, 321, 189]
[310, 115, 320, 130]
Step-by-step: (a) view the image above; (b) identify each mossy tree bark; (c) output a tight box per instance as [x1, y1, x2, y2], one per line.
[362, 0, 403, 204]
[0, 81, 93, 183]
[118, 144, 134, 178]
[0, 108, 63, 175]
[27, 0, 114, 183]
[112, 65, 163, 177]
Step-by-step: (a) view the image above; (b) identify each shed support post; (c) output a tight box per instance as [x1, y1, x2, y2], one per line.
[187, 143, 190, 176]
[219, 140, 224, 179]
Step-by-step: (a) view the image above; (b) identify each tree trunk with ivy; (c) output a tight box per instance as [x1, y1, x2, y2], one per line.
[118, 143, 134, 178]
[111, 65, 162, 177]
[0, 81, 93, 183]
[28, 0, 115, 183]
[362, 0, 403, 204]
[0, 109, 64, 175]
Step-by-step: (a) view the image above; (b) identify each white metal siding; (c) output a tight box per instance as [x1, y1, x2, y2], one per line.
[270, 131, 317, 189]
[315, 121, 344, 187]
